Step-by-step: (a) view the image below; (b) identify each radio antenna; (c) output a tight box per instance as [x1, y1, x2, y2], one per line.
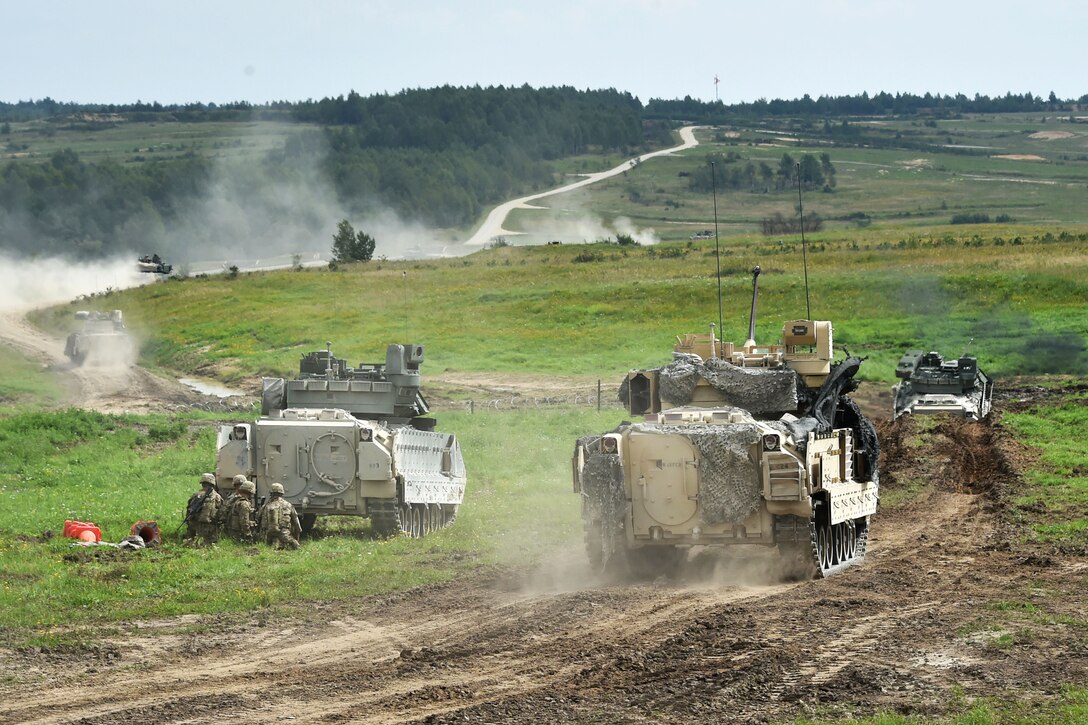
[711, 160, 723, 358]
[796, 162, 812, 320]
[744, 265, 761, 348]
[402, 270, 408, 341]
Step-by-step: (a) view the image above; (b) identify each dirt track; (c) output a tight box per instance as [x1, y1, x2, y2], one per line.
[0, 315, 1085, 722]
[0, 312, 245, 413]
[2, 412, 1085, 723]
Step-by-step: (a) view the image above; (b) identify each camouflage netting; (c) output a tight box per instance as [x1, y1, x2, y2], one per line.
[632, 418, 773, 526]
[655, 354, 800, 413]
[577, 435, 626, 522]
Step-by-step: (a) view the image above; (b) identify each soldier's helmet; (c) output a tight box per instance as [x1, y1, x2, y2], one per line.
[269, 482, 285, 495]
[232, 474, 247, 487]
[240, 481, 256, 494]
[200, 473, 216, 486]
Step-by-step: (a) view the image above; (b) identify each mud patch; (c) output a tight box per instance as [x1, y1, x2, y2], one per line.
[1028, 131, 1075, 140]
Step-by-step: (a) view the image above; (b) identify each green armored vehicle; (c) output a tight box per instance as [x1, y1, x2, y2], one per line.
[892, 349, 993, 421]
[216, 343, 466, 537]
[574, 268, 880, 579]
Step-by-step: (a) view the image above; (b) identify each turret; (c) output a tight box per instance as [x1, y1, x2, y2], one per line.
[261, 343, 433, 428]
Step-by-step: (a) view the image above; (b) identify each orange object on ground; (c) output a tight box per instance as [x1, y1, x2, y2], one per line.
[63, 520, 102, 542]
[130, 520, 162, 546]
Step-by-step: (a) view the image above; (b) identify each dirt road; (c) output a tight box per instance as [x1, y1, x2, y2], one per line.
[0, 311, 244, 414]
[2, 414, 1083, 724]
[465, 125, 701, 247]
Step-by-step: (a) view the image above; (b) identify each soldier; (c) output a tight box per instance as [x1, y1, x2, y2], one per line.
[184, 473, 223, 546]
[217, 474, 247, 528]
[257, 482, 302, 549]
[224, 481, 257, 542]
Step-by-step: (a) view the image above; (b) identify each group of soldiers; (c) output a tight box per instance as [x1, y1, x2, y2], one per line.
[183, 473, 303, 549]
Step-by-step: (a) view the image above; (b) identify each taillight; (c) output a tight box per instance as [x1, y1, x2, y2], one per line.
[762, 434, 780, 451]
[601, 436, 618, 454]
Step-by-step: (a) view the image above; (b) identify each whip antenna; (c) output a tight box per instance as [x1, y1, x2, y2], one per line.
[796, 162, 812, 320]
[711, 160, 723, 359]
[402, 270, 408, 341]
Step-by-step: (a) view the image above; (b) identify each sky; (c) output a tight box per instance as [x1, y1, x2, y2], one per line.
[2, 0, 1084, 107]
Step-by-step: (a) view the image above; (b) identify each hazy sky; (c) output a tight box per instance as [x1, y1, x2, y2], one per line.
[3, 0, 1083, 106]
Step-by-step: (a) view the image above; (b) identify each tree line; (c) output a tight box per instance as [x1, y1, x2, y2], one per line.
[686, 151, 835, 193]
[644, 90, 1087, 122]
[4, 88, 1084, 124]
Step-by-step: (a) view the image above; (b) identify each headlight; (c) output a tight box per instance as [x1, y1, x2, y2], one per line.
[359, 427, 373, 442]
[601, 436, 618, 454]
[762, 434, 780, 451]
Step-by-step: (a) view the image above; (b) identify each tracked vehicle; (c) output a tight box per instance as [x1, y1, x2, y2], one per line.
[137, 254, 172, 274]
[892, 349, 993, 421]
[64, 310, 134, 366]
[216, 343, 466, 538]
[573, 267, 879, 579]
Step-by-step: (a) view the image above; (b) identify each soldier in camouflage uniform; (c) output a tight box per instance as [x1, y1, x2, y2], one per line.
[224, 480, 257, 542]
[185, 473, 223, 546]
[217, 474, 247, 529]
[257, 482, 302, 549]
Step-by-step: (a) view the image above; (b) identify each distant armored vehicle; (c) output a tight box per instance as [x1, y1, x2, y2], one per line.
[64, 310, 134, 366]
[216, 343, 466, 538]
[892, 348, 993, 421]
[573, 267, 879, 579]
[137, 254, 172, 274]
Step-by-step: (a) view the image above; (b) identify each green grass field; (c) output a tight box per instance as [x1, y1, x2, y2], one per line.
[1, 118, 312, 166]
[30, 224, 1088, 386]
[7, 223, 1087, 648]
[0, 406, 620, 646]
[506, 117, 1088, 242]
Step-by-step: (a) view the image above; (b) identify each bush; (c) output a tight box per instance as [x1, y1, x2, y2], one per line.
[572, 250, 605, 263]
[950, 212, 991, 225]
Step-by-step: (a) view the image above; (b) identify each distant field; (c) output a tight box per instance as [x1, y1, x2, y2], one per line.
[0, 118, 316, 166]
[503, 115, 1088, 243]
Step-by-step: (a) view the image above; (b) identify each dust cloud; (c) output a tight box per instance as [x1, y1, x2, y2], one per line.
[158, 142, 458, 271]
[518, 544, 795, 597]
[0, 253, 146, 314]
[511, 210, 661, 247]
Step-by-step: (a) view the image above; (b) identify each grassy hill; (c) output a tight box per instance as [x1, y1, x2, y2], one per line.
[30, 222, 1088, 385]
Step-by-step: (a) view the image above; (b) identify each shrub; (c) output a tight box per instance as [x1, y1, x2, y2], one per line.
[572, 250, 605, 263]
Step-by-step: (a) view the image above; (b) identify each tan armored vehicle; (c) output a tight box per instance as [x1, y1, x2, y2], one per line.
[216, 343, 466, 538]
[573, 268, 879, 578]
[64, 310, 134, 366]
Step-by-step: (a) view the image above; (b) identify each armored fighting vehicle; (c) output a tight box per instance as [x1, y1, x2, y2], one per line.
[64, 310, 134, 366]
[137, 254, 172, 274]
[573, 267, 880, 579]
[216, 343, 466, 538]
[892, 348, 993, 421]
